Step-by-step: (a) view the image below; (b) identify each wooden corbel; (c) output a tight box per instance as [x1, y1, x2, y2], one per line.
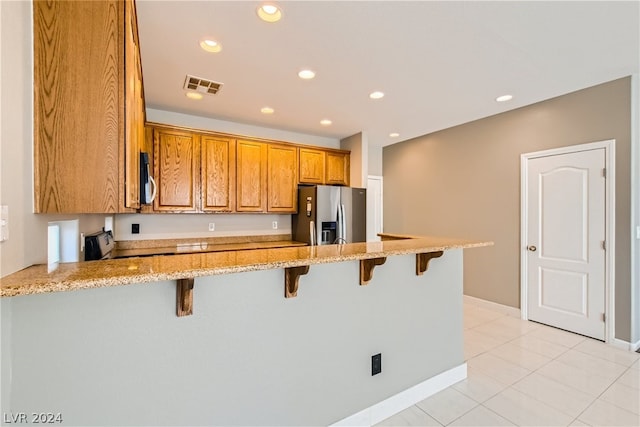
[285, 265, 310, 298]
[176, 278, 195, 317]
[360, 257, 387, 285]
[416, 251, 444, 275]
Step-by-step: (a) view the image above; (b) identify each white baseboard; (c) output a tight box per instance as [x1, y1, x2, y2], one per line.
[330, 363, 467, 427]
[612, 338, 640, 352]
[463, 295, 521, 318]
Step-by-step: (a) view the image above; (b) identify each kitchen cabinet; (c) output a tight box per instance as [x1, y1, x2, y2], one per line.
[33, 0, 144, 213]
[236, 140, 268, 212]
[299, 148, 350, 186]
[123, 0, 145, 210]
[268, 144, 298, 213]
[146, 123, 350, 214]
[153, 127, 199, 212]
[201, 135, 236, 212]
[326, 151, 350, 186]
[298, 148, 326, 184]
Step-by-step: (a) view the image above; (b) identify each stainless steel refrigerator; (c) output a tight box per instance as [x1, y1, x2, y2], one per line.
[292, 185, 366, 245]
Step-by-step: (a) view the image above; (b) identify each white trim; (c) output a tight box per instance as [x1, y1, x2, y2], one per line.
[520, 140, 616, 344]
[630, 73, 639, 346]
[463, 295, 521, 318]
[366, 175, 384, 241]
[330, 363, 467, 427]
[611, 338, 640, 353]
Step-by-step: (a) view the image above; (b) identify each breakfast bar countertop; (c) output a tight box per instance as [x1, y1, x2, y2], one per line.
[0, 235, 492, 298]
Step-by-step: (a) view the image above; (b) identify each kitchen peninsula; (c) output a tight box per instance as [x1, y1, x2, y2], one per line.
[1, 235, 491, 425]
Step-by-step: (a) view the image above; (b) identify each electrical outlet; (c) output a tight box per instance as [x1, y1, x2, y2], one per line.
[272, 221, 278, 230]
[208, 222, 215, 232]
[372, 353, 382, 376]
[0, 205, 8, 242]
[132, 223, 140, 234]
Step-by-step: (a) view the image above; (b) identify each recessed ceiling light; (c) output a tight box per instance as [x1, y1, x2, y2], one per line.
[298, 69, 316, 80]
[257, 4, 282, 22]
[320, 119, 332, 126]
[369, 91, 385, 99]
[389, 132, 400, 138]
[199, 39, 222, 53]
[496, 94, 513, 102]
[261, 106, 275, 114]
[185, 92, 203, 100]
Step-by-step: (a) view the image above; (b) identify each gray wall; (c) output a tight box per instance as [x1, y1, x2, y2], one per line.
[384, 78, 634, 341]
[3, 251, 464, 425]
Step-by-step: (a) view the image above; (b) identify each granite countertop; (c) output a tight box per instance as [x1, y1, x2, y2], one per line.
[0, 235, 492, 298]
[112, 240, 307, 258]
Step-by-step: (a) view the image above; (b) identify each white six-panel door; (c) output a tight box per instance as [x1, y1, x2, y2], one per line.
[526, 148, 606, 340]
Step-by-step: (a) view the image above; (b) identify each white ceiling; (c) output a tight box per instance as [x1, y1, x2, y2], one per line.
[136, 1, 639, 147]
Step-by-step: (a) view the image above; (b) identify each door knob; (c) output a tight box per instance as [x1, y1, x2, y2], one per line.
[528, 245, 537, 252]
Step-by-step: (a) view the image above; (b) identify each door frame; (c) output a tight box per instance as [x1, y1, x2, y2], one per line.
[520, 139, 616, 343]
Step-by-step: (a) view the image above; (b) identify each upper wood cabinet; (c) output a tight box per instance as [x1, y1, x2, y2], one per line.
[268, 144, 298, 213]
[34, 0, 120, 213]
[326, 151, 350, 186]
[201, 135, 236, 212]
[153, 128, 199, 212]
[298, 148, 326, 184]
[236, 140, 268, 212]
[33, 0, 144, 213]
[123, 0, 145, 210]
[299, 148, 350, 186]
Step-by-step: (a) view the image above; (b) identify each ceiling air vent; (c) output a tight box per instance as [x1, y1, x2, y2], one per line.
[183, 75, 223, 95]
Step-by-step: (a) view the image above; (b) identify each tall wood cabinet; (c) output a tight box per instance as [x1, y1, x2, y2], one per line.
[267, 144, 298, 212]
[152, 128, 199, 212]
[201, 135, 236, 212]
[236, 140, 268, 212]
[33, 0, 144, 213]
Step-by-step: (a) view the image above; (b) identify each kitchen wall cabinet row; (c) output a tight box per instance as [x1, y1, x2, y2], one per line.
[33, 0, 145, 214]
[145, 124, 350, 214]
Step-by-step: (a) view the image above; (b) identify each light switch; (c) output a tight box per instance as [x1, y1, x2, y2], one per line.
[0, 205, 8, 242]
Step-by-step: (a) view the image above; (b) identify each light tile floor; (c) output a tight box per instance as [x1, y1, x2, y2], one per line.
[377, 301, 640, 426]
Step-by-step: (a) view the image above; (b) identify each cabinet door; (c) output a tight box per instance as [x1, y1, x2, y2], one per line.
[153, 128, 199, 212]
[298, 148, 325, 184]
[236, 140, 267, 212]
[122, 0, 142, 210]
[326, 152, 350, 186]
[202, 136, 236, 212]
[33, 0, 120, 213]
[268, 145, 298, 213]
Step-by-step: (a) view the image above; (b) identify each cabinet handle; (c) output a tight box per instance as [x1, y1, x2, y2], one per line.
[527, 245, 537, 252]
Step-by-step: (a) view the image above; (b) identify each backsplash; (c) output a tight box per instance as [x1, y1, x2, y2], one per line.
[114, 213, 292, 241]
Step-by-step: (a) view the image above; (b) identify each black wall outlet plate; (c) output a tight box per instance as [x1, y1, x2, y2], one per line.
[132, 224, 140, 234]
[372, 353, 382, 376]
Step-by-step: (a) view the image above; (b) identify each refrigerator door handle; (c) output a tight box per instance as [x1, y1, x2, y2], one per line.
[309, 220, 316, 246]
[336, 204, 346, 244]
[341, 204, 347, 243]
